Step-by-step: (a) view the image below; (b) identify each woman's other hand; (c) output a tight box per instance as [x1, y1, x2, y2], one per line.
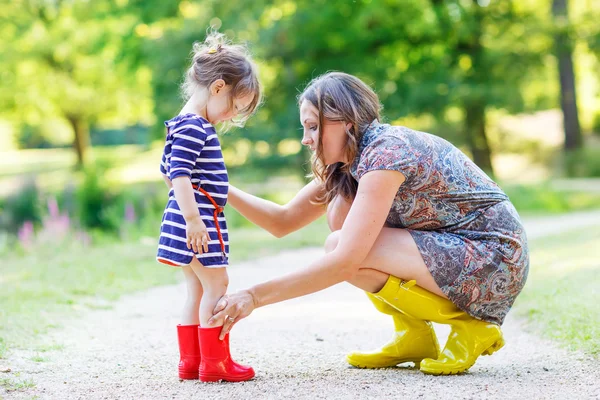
[209, 290, 257, 340]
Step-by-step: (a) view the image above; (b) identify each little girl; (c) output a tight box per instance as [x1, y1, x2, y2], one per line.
[157, 31, 261, 382]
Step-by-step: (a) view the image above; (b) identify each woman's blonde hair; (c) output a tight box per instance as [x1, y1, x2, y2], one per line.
[299, 72, 382, 206]
[182, 30, 262, 130]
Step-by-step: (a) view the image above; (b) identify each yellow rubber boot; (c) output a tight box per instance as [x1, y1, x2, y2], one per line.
[374, 276, 505, 375]
[346, 292, 440, 369]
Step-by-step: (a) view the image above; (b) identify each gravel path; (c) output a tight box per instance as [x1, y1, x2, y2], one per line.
[3, 211, 600, 400]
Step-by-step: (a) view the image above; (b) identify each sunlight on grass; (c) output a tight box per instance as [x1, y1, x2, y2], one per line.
[514, 225, 600, 356]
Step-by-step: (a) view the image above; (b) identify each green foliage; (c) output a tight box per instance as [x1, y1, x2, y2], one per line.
[564, 147, 600, 177]
[90, 125, 152, 146]
[1, 0, 599, 176]
[592, 112, 600, 135]
[0, 179, 42, 233]
[75, 167, 125, 231]
[14, 124, 54, 149]
[0, 0, 154, 164]
[503, 181, 600, 214]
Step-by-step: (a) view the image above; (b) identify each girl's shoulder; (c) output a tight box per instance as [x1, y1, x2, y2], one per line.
[164, 113, 215, 135]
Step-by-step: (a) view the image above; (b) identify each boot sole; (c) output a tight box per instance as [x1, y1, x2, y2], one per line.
[420, 337, 505, 376]
[199, 371, 255, 382]
[178, 371, 199, 380]
[347, 356, 424, 369]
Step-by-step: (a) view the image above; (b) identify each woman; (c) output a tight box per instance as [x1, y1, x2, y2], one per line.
[208, 72, 529, 375]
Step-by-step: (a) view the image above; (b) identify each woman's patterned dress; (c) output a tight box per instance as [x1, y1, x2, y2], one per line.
[350, 121, 529, 325]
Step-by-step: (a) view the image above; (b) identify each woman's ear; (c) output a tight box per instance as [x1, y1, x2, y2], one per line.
[210, 79, 226, 95]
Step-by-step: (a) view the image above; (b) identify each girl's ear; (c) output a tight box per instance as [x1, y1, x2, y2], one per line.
[210, 79, 226, 95]
[345, 122, 353, 132]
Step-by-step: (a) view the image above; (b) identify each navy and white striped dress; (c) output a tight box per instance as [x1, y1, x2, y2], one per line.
[157, 113, 229, 268]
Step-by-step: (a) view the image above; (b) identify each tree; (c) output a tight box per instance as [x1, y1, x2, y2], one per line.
[0, 0, 152, 166]
[140, 0, 552, 176]
[211, 0, 548, 176]
[552, 0, 582, 150]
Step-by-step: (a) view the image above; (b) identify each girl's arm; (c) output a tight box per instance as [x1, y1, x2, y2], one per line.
[172, 177, 199, 220]
[210, 170, 405, 334]
[172, 176, 209, 253]
[228, 179, 327, 238]
[162, 174, 173, 189]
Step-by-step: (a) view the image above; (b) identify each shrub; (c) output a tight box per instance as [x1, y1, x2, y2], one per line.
[0, 178, 42, 233]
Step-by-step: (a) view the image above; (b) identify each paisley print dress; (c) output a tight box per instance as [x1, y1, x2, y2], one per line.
[350, 121, 529, 325]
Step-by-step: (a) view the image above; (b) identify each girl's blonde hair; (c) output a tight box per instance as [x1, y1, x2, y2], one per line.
[183, 30, 262, 129]
[299, 72, 382, 206]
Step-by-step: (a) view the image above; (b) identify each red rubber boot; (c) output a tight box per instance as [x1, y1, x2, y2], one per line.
[198, 326, 255, 382]
[177, 324, 201, 379]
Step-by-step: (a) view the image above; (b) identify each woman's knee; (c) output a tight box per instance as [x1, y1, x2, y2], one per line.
[327, 195, 352, 232]
[324, 230, 341, 254]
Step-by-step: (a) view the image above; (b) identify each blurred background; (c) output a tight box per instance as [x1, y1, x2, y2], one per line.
[1, 0, 599, 370]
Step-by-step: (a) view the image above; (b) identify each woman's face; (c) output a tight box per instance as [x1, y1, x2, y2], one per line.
[300, 100, 349, 165]
[206, 80, 254, 125]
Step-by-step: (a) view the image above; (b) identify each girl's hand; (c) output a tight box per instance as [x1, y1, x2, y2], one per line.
[209, 290, 257, 340]
[185, 216, 209, 254]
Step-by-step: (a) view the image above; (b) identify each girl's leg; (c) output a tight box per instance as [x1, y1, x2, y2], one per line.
[188, 257, 228, 327]
[189, 257, 255, 382]
[176, 265, 203, 380]
[180, 265, 203, 325]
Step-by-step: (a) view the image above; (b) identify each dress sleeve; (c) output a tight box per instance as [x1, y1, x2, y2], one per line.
[168, 121, 208, 180]
[355, 133, 420, 182]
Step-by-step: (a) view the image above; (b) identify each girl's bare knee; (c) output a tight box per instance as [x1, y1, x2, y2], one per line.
[189, 258, 229, 287]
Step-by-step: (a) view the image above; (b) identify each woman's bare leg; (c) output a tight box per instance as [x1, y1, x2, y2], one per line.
[326, 195, 446, 298]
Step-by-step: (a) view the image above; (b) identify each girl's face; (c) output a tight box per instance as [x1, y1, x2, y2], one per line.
[300, 100, 349, 165]
[206, 80, 255, 125]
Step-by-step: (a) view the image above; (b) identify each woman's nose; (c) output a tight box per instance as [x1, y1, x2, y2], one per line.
[301, 136, 313, 145]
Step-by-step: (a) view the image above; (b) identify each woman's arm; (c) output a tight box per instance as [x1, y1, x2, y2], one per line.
[228, 179, 327, 238]
[210, 170, 405, 336]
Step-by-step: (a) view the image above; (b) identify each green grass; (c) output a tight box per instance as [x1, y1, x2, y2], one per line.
[0, 217, 329, 357]
[503, 182, 600, 215]
[513, 224, 600, 356]
[0, 376, 35, 392]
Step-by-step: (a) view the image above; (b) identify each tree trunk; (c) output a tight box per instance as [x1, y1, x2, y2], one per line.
[462, 1, 494, 177]
[66, 114, 90, 167]
[552, 0, 582, 151]
[465, 101, 494, 176]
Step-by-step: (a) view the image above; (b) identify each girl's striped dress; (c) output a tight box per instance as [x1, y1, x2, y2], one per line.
[157, 113, 229, 268]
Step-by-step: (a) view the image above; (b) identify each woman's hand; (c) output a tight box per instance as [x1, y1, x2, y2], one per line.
[209, 290, 257, 340]
[185, 215, 209, 254]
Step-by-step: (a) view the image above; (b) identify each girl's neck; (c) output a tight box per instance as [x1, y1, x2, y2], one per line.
[180, 90, 209, 119]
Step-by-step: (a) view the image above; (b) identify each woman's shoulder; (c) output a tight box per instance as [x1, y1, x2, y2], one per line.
[366, 124, 456, 155]
[359, 123, 414, 153]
